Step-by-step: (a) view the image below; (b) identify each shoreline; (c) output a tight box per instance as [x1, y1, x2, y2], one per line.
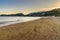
[0, 17, 41, 27]
[0, 17, 60, 40]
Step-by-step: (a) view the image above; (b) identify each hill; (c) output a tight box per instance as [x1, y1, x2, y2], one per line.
[1, 13, 24, 16]
[0, 17, 60, 40]
[0, 8, 60, 16]
[26, 8, 60, 16]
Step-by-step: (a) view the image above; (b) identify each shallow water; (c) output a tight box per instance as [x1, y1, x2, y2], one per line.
[0, 16, 41, 27]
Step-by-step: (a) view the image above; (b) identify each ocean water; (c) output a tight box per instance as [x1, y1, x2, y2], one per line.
[0, 16, 41, 27]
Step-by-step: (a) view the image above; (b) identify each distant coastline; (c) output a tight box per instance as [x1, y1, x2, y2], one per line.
[0, 8, 60, 17]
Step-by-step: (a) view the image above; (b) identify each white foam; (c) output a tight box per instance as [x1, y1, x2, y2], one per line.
[0, 17, 41, 27]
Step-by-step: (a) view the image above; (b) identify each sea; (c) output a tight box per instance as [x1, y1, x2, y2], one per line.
[0, 16, 41, 27]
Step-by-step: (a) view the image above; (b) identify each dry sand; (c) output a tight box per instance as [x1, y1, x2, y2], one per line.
[0, 17, 60, 40]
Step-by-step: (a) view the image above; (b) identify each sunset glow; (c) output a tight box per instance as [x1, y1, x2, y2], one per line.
[0, 0, 60, 14]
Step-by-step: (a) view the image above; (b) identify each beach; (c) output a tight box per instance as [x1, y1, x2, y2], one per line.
[0, 17, 60, 40]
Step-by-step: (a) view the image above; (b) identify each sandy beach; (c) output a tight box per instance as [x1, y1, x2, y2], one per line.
[0, 17, 60, 40]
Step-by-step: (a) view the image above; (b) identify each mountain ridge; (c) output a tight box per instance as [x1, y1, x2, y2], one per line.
[0, 8, 60, 16]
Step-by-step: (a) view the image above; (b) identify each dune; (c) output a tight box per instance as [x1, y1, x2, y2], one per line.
[0, 17, 60, 40]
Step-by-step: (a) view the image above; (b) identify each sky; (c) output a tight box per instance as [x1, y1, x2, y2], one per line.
[0, 0, 60, 14]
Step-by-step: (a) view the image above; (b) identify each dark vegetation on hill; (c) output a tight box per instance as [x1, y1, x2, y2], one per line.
[27, 8, 60, 16]
[1, 13, 24, 16]
[0, 8, 60, 16]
